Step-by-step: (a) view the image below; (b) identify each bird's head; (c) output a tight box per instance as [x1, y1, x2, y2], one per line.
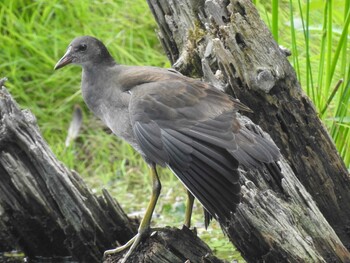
[54, 36, 114, 70]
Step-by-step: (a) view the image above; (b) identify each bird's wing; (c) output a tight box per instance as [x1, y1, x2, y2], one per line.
[129, 78, 280, 224]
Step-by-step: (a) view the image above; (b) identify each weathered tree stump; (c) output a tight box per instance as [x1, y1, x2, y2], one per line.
[0, 79, 225, 263]
[0, 79, 135, 262]
[146, 0, 350, 262]
[104, 227, 225, 263]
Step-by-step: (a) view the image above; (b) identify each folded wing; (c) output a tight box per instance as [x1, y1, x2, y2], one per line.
[129, 77, 280, 225]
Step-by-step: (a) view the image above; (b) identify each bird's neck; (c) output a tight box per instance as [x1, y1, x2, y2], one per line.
[81, 65, 106, 116]
[82, 60, 118, 86]
[83, 56, 117, 72]
[80, 63, 123, 117]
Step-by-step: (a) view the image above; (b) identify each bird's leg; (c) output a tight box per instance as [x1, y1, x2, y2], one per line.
[104, 164, 161, 262]
[184, 190, 194, 228]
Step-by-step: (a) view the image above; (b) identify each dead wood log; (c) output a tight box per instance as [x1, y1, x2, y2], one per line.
[146, 0, 350, 262]
[104, 227, 225, 263]
[0, 79, 136, 262]
[0, 79, 225, 263]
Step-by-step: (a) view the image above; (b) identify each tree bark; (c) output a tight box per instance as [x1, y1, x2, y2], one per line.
[146, 0, 350, 262]
[0, 80, 136, 262]
[104, 227, 225, 263]
[0, 79, 225, 263]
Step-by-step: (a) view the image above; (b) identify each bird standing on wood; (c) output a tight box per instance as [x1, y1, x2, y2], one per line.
[55, 36, 280, 262]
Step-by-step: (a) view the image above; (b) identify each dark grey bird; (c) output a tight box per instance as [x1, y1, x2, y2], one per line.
[55, 36, 280, 262]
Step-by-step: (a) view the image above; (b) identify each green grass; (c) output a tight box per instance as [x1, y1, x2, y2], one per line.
[0, 0, 349, 262]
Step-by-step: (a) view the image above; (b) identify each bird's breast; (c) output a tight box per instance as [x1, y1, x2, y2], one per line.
[99, 102, 143, 154]
[81, 77, 142, 155]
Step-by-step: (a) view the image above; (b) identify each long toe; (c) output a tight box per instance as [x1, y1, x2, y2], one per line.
[103, 234, 137, 257]
[121, 229, 150, 263]
[104, 227, 151, 262]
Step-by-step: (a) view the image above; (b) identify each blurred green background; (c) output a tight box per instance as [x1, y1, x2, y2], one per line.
[0, 0, 349, 262]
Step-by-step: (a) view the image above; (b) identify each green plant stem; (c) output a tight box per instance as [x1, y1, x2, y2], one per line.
[320, 79, 343, 116]
[317, 1, 329, 109]
[272, 0, 278, 42]
[325, 0, 333, 102]
[289, 0, 300, 79]
[328, 5, 350, 92]
[298, 0, 314, 101]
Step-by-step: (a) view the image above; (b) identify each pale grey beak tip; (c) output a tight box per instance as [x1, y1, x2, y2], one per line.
[54, 46, 73, 70]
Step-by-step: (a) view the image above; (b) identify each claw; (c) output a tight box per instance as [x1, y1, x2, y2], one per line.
[103, 235, 136, 257]
[103, 165, 161, 262]
[104, 228, 150, 263]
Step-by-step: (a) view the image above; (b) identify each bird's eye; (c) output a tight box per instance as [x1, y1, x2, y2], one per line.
[78, 44, 87, 52]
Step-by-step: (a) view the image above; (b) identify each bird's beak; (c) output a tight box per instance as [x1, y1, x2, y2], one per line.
[54, 46, 73, 70]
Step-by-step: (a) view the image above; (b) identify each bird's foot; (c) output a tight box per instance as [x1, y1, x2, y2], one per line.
[104, 166, 162, 262]
[182, 224, 197, 235]
[104, 227, 152, 263]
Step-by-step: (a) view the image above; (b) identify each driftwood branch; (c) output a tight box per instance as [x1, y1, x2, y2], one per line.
[146, 0, 350, 262]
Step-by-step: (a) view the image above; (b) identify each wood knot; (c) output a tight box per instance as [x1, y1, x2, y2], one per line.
[256, 69, 275, 93]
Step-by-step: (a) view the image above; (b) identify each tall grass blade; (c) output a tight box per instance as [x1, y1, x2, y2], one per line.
[297, 0, 315, 101]
[327, 6, 350, 97]
[320, 79, 343, 116]
[331, 75, 350, 165]
[316, 1, 329, 109]
[342, 0, 350, 84]
[325, 0, 333, 105]
[289, 0, 300, 79]
[272, 0, 278, 42]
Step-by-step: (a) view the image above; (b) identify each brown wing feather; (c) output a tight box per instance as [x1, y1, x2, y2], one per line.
[128, 73, 280, 225]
